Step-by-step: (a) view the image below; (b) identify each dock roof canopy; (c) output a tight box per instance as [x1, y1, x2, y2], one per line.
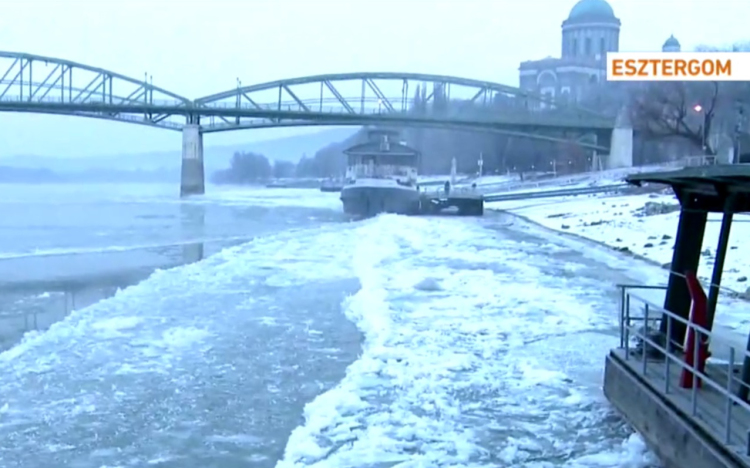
[625, 164, 750, 213]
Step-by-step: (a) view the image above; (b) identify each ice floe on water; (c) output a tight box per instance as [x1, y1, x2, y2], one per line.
[277, 214, 658, 468]
[0, 221, 362, 467]
[0, 206, 660, 467]
[201, 186, 343, 210]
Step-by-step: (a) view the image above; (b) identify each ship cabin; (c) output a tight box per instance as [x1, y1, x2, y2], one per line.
[343, 130, 420, 187]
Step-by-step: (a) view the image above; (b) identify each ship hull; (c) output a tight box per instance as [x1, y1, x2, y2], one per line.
[340, 184, 420, 217]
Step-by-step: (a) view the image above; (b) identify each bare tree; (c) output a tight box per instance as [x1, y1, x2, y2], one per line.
[630, 81, 720, 155]
[629, 41, 750, 157]
[695, 41, 750, 52]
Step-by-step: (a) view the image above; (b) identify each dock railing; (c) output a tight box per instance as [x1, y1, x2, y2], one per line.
[419, 184, 482, 198]
[618, 282, 750, 455]
[682, 155, 718, 167]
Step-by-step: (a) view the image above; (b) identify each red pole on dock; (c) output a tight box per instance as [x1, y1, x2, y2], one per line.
[680, 271, 710, 388]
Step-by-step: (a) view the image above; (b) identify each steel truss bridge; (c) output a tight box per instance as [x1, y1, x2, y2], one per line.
[0, 51, 616, 150]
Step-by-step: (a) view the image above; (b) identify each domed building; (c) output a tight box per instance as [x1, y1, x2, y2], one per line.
[518, 0, 681, 107]
[519, 0, 620, 107]
[662, 34, 681, 52]
[562, 0, 621, 59]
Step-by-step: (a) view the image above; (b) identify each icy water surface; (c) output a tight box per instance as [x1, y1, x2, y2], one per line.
[0, 183, 659, 467]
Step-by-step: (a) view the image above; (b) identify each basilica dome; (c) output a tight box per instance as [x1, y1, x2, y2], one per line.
[567, 0, 617, 22]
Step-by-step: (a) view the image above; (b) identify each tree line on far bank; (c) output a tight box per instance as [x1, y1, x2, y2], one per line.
[210, 151, 333, 184]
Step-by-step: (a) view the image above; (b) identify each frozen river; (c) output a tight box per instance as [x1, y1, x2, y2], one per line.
[0, 183, 658, 467]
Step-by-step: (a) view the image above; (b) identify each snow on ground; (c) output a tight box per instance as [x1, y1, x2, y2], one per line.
[487, 169, 750, 345]
[472, 174, 517, 186]
[418, 175, 452, 183]
[493, 190, 750, 295]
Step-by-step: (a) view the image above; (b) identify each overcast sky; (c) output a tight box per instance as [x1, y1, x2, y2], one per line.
[0, 0, 747, 158]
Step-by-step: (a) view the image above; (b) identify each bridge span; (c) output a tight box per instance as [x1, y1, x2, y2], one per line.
[0, 51, 633, 196]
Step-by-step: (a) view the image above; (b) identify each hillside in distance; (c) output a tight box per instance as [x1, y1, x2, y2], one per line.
[0, 127, 358, 173]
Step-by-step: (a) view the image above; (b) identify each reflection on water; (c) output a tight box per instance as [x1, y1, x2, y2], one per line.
[0, 204, 208, 351]
[181, 202, 205, 264]
[0, 188, 347, 353]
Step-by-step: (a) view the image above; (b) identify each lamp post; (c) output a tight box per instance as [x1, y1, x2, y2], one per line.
[236, 78, 242, 124]
[734, 103, 745, 164]
[693, 104, 709, 156]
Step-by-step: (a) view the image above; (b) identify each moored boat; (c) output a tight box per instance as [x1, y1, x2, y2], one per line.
[340, 130, 421, 217]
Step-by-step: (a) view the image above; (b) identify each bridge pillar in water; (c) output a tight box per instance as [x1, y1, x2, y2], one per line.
[180, 124, 205, 197]
[606, 107, 633, 169]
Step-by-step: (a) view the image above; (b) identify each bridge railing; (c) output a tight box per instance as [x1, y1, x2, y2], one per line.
[619, 283, 750, 455]
[0, 94, 615, 130]
[110, 114, 182, 129]
[199, 95, 574, 110]
[198, 97, 610, 120]
[0, 91, 598, 114]
[0, 95, 189, 107]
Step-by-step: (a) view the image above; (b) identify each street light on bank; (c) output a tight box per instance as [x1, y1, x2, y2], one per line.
[693, 104, 709, 155]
